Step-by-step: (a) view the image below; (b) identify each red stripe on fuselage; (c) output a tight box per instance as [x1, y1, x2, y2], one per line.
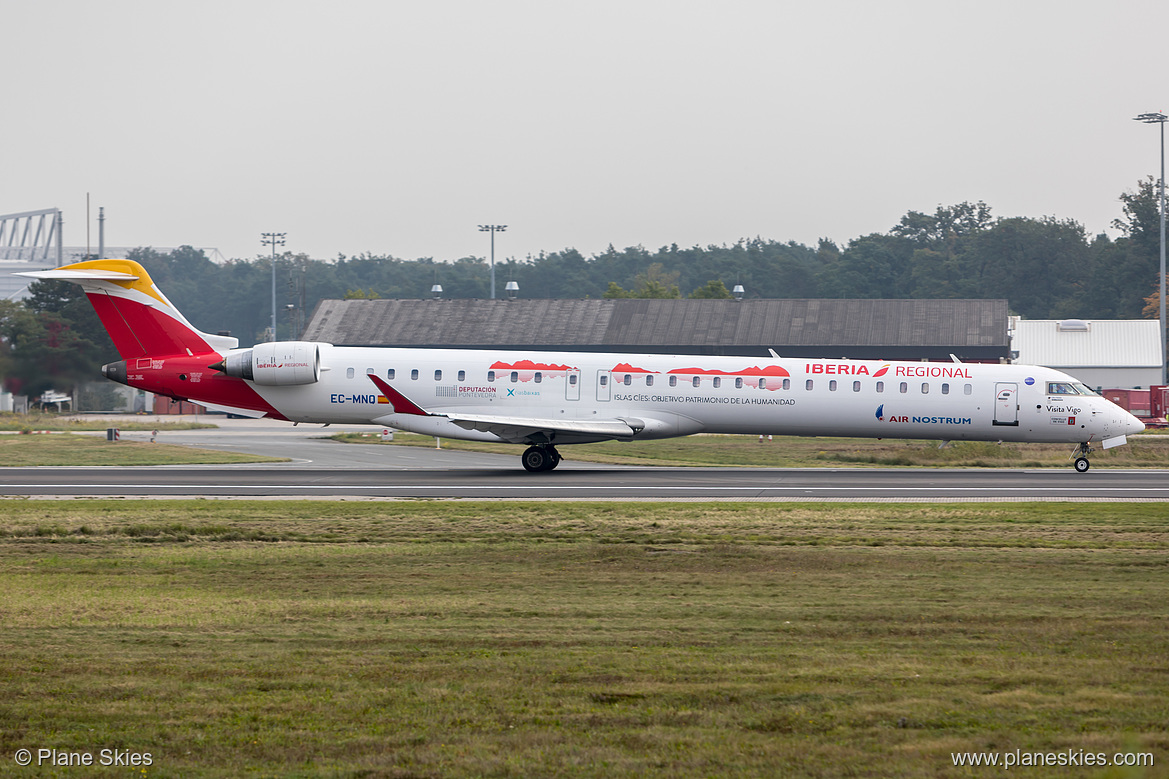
[123, 354, 287, 420]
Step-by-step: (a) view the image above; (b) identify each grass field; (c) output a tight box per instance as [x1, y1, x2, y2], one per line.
[0, 412, 216, 432]
[332, 430, 1169, 469]
[1, 501, 1166, 777]
[0, 433, 287, 466]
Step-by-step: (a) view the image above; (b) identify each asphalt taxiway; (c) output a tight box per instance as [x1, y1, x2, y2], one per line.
[5, 415, 1166, 500]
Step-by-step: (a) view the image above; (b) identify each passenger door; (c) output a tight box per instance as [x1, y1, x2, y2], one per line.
[993, 382, 1018, 426]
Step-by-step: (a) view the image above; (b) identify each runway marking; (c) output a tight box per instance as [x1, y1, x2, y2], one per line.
[3, 484, 1169, 494]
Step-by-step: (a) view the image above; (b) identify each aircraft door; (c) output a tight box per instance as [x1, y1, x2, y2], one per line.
[566, 369, 581, 401]
[596, 370, 611, 402]
[993, 382, 1019, 426]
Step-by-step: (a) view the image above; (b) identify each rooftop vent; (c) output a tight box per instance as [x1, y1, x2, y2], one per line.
[1057, 319, 1090, 332]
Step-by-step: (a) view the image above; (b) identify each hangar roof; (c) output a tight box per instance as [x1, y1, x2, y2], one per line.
[1012, 319, 1162, 368]
[302, 297, 1010, 360]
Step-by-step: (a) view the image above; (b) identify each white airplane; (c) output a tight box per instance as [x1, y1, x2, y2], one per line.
[19, 259, 1145, 473]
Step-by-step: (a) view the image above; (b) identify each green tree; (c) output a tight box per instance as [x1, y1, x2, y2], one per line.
[0, 299, 102, 397]
[689, 279, 733, 299]
[602, 281, 633, 299]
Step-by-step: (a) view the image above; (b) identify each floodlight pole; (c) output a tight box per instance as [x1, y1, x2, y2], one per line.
[478, 224, 507, 299]
[261, 232, 286, 342]
[1135, 113, 1168, 384]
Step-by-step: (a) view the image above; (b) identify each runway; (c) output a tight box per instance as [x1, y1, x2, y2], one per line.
[3, 465, 1168, 500]
[10, 416, 1167, 500]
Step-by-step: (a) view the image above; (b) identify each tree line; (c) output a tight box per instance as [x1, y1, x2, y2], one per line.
[2, 179, 1164, 397]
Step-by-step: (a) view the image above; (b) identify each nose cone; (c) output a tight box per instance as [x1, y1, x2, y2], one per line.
[1125, 411, 1146, 436]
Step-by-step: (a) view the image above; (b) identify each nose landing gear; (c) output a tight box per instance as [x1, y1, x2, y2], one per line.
[1072, 442, 1093, 473]
[521, 445, 562, 472]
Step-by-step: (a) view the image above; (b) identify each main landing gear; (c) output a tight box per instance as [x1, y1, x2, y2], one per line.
[521, 445, 561, 472]
[1072, 442, 1093, 473]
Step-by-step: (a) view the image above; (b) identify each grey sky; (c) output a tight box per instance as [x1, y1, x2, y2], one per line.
[5, 1, 1167, 265]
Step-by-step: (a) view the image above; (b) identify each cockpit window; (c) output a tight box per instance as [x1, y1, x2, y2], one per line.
[1047, 381, 1097, 396]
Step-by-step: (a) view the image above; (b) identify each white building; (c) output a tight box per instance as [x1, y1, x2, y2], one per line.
[1011, 317, 1163, 390]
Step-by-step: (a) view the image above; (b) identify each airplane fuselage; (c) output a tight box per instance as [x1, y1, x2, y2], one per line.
[127, 344, 1139, 447]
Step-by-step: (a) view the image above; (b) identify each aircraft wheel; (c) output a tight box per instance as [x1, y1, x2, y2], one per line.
[522, 446, 553, 472]
[1074, 456, 1090, 473]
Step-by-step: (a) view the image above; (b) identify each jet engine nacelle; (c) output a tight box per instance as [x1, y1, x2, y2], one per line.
[221, 341, 322, 386]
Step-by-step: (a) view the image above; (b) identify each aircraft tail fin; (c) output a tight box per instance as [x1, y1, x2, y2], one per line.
[15, 259, 238, 359]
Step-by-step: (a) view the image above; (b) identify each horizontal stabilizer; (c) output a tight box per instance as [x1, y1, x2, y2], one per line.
[15, 268, 140, 283]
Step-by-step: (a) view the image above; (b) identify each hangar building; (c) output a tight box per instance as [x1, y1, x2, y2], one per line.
[1010, 318, 1163, 390]
[302, 297, 1011, 362]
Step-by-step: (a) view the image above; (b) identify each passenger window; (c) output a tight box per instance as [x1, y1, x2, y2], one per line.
[600, 375, 608, 386]
[646, 375, 654, 386]
[758, 378, 767, 389]
[876, 381, 884, 393]
[941, 383, 949, 395]
[535, 372, 543, 383]
[458, 370, 465, 382]
[510, 371, 519, 383]
[411, 369, 419, 380]
[435, 370, 442, 381]
[899, 382, 908, 394]
[366, 367, 375, 375]
[713, 377, 721, 388]
[829, 380, 837, 391]
[964, 383, 972, 395]
[805, 379, 813, 390]
[853, 381, 861, 392]
[782, 378, 790, 390]
[735, 377, 743, 389]
[623, 374, 632, 385]
[387, 368, 395, 380]
[669, 376, 677, 387]
[569, 374, 577, 386]
[346, 367, 355, 379]
[692, 376, 700, 388]
[921, 382, 929, 394]
[488, 370, 495, 382]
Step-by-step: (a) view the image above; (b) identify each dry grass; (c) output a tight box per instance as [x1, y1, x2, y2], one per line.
[1, 501, 1167, 777]
[0, 433, 286, 466]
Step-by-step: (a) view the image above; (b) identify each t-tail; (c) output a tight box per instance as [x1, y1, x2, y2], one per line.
[16, 260, 289, 419]
[16, 260, 238, 359]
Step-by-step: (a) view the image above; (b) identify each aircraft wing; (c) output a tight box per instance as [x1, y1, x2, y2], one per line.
[440, 413, 640, 443]
[367, 373, 642, 444]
